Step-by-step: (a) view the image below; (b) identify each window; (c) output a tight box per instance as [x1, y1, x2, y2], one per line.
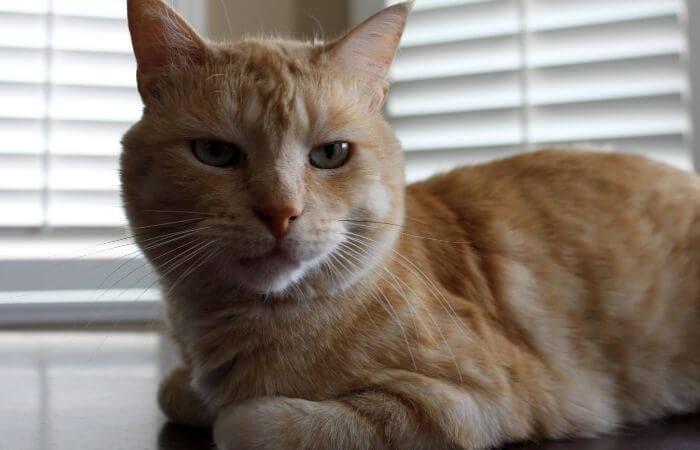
[0, 1, 204, 324]
[1, 0, 696, 323]
[0, 0, 140, 227]
[383, 0, 693, 182]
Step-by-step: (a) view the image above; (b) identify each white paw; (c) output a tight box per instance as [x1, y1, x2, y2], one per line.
[213, 397, 298, 450]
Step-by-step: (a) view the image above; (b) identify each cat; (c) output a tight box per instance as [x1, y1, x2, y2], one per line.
[120, 0, 700, 448]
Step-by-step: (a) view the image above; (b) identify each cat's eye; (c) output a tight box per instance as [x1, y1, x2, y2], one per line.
[309, 142, 351, 169]
[191, 139, 241, 168]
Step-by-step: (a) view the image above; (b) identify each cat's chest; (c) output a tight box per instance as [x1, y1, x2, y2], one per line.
[190, 338, 363, 408]
[174, 312, 364, 406]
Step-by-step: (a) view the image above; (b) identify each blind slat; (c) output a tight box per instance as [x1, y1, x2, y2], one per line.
[0, 155, 43, 190]
[0, 48, 44, 82]
[392, 35, 520, 81]
[0, 1, 134, 228]
[389, 0, 691, 181]
[0, 192, 42, 226]
[394, 109, 523, 151]
[49, 155, 120, 191]
[388, 71, 521, 116]
[529, 55, 686, 105]
[50, 85, 141, 122]
[0, 0, 48, 14]
[0, 82, 46, 119]
[51, 120, 131, 156]
[52, 16, 131, 53]
[48, 191, 124, 227]
[527, 0, 681, 31]
[0, 119, 44, 155]
[401, 0, 518, 47]
[0, 13, 47, 49]
[529, 95, 687, 143]
[528, 16, 683, 68]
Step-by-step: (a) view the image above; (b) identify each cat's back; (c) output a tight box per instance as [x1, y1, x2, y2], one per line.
[414, 149, 700, 221]
[410, 149, 700, 253]
[406, 149, 700, 421]
[408, 149, 700, 295]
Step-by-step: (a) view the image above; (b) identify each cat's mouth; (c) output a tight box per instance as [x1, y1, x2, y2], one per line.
[240, 248, 301, 268]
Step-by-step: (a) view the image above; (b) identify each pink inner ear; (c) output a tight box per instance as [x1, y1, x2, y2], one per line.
[127, 0, 208, 97]
[329, 3, 410, 105]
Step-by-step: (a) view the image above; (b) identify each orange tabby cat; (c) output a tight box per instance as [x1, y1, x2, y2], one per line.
[121, 1, 700, 448]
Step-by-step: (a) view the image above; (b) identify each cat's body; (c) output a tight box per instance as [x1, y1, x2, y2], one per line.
[160, 150, 700, 449]
[122, 1, 700, 448]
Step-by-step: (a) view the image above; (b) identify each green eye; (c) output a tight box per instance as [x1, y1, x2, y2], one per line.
[309, 142, 351, 169]
[192, 139, 242, 167]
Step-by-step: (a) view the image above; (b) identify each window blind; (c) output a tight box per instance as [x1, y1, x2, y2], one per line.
[0, 0, 140, 227]
[387, 0, 692, 182]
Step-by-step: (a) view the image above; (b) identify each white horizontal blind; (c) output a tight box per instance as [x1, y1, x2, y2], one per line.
[0, 0, 141, 227]
[387, 0, 692, 182]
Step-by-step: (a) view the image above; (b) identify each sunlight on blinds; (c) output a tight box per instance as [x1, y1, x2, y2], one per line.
[387, 0, 692, 182]
[0, 0, 139, 227]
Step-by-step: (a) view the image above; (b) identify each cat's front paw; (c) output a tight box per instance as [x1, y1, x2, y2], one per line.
[213, 397, 300, 450]
[158, 366, 214, 427]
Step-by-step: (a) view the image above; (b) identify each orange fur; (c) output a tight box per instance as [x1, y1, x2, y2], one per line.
[122, 2, 700, 448]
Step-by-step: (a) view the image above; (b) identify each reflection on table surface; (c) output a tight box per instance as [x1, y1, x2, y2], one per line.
[0, 331, 698, 450]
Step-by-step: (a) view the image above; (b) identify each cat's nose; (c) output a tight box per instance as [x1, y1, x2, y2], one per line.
[254, 205, 302, 239]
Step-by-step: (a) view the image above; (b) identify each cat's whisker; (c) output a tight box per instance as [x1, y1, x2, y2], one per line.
[92, 235, 209, 303]
[325, 252, 379, 330]
[165, 241, 221, 296]
[0, 225, 213, 304]
[342, 233, 466, 385]
[338, 239, 434, 361]
[216, 0, 233, 36]
[131, 217, 203, 229]
[345, 231, 474, 368]
[117, 239, 214, 303]
[340, 220, 471, 245]
[144, 209, 217, 216]
[89, 220, 209, 253]
[287, 282, 306, 306]
[119, 239, 216, 309]
[339, 238, 420, 336]
[72, 226, 213, 261]
[334, 251, 415, 366]
[338, 241, 415, 325]
[336, 242, 418, 371]
[345, 230, 469, 332]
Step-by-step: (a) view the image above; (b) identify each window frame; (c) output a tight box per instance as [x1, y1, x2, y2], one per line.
[683, 0, 700, 170]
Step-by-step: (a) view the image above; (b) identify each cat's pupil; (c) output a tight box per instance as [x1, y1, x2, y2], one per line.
[325, 145, 336, 160]
[209, 144, 223, 157]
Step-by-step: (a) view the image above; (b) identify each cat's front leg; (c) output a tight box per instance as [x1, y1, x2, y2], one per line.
[158, 366, 214, 427]
[213, 370, 523, 450]
[213, 396, 388, 450]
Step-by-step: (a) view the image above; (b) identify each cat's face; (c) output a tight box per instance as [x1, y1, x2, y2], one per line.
[121, 1, 410, 297]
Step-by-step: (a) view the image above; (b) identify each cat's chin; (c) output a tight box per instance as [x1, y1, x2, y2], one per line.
[231, 250, 308, 294]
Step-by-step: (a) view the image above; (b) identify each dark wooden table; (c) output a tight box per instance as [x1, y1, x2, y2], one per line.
[1, 330, 698, 450]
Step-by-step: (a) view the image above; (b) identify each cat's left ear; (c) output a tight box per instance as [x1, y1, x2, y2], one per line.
[127, 0, 209, 101]
[327, 2, 411, 110]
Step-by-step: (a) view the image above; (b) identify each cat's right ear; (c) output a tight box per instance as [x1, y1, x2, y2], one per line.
[327, 2, 411, 110]
[127, 0, 209, 101]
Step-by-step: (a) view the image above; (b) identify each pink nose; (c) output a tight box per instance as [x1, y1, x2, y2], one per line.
[254, 205, 302, 238]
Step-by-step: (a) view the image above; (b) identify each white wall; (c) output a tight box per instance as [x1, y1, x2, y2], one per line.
[207, 0, 349, 41]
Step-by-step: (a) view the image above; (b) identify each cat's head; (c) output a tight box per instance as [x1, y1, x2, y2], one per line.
[121, 0, 410, 297]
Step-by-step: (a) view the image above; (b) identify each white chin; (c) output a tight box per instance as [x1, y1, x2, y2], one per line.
[233, 258, 306, 294]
